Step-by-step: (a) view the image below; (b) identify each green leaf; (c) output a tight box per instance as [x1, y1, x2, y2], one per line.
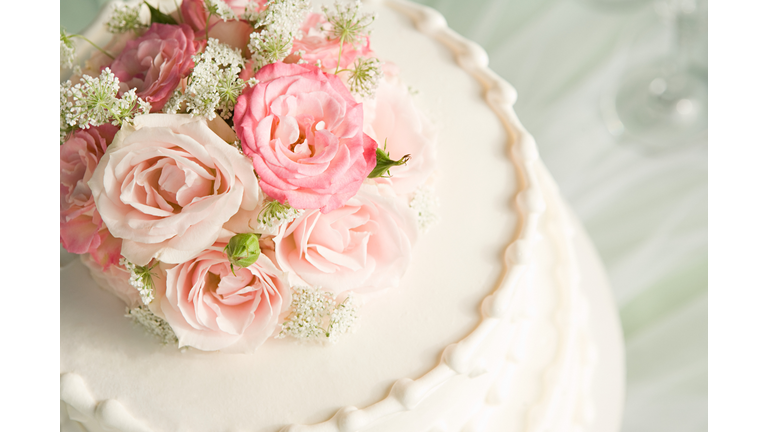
[144, 1, 178, 25]
[367, 146, 410, 179]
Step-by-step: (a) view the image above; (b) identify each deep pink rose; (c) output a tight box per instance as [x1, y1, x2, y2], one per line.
[234, 62, 377, 213]
[60, 124, 123, 269]
[80, 254, 142, 308]
[150, 239, 290, 352]
[363, 71, 438, 195]
[274, 183, 418, 297]
[285, 13, 374, 72]
[88, 114, 262, 266]
[109, 23, 198, 111]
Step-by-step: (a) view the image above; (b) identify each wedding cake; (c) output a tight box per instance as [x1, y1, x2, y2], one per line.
[60, 0, 624, 431]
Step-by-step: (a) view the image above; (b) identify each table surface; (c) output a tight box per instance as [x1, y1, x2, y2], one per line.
[60, 1, 707, 431]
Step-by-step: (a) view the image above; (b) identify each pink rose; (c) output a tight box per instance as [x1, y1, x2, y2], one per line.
[180, 0, 263, 53]
[234, 62, 377, 213]
[363, 71, 438, 195]
[109, 23, 198, 111]
[80, 254, 142, 308]
[60, 124, 123, 269]
[285, 13, 374, 72]
[274, 183, 418, 297]
[151, 239, 290, 352]
[89, 114, 262, 266]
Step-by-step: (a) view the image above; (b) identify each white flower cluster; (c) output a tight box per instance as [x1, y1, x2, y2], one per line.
[204, 0, 237, 21]
[347, 57, 382, 99]
[106, 3, 147, 34]
[322, 0, 376, 47]
[60, 29, 76, 69]
[164, 38, 246, 120]
[60, 68, 151, 141]
[410, 185, 440, 233]
[247, 0, 309, 69]
[125, 306, 178, 345]
[120, 258, 157, 306]
[278, 286, 358, 343]
[257, 200, 302, 229]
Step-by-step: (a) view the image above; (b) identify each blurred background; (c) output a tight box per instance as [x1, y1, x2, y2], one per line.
[61, 0, 708, 430]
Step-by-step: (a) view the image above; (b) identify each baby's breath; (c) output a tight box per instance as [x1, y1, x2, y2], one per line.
[60, 68, 150, 137]
[277, 286, 358, 343]
[172, 38, 246, 120]
[120, 258, 158, 306]
[410, 185, 440, 233]
[125, 306, 178, 345]
[346, 57, 382, 98]
[257, 199, 301, 229]
[106, 3, 148, 34]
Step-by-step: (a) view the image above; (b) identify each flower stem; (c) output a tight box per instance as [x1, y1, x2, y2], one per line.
[334, 39, 344, 74]
[205, 12, 211, 41]
[70, 34, 115, 60]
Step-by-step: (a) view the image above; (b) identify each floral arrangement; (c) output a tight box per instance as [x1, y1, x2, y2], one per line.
[60, 0, 438, 352]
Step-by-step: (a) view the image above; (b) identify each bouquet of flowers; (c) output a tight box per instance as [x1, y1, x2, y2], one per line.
[60, 0, 438, 352]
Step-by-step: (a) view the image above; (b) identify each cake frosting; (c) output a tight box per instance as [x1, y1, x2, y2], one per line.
[61, 0, 623, 431]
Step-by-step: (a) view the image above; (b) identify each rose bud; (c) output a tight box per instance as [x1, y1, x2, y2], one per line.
[224, 233, 261, 273]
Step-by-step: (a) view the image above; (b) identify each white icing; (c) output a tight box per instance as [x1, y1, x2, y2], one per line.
[60, 0, 612, 431]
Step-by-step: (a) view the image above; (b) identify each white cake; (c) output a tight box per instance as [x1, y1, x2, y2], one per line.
[60, 1, 624, 431]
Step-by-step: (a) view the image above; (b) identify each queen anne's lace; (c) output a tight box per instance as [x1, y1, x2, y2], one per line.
[257, 200, 302, 229]
[204, 0, 237, 21]
[410, 186, 440, 233]
[125, 306, 178, 345]
[164, 39, 246, 120]
[278, 287, 358, 343]
[106, 3, 147, 34]
[60, 68, 151, 142]
[247, 0, 310, 69]
[120, 258, 157, 306]
[347, 57, 382, 98]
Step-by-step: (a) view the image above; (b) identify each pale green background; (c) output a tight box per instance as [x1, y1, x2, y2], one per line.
[61, 1, 708, 431]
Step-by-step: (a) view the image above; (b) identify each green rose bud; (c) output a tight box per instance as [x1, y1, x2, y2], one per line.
[367, 144, 410, 179]
[224, 233, 261, 274]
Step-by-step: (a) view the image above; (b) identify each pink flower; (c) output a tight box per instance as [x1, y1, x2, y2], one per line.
[80, 254, 142, 308]
[180, 0, 263, 53]
[151, 240, 290, 352]
[109, 23, 198, 111]
[274, 183, 418, 297]
[285, 13, 374, 73]
[60, 124, 123, 269]
[88, 114, 262, 266]
[363, 71, 438, 195]
[234, 62, 377, 213]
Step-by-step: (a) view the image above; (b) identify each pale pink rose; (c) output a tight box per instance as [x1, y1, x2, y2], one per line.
[88, 114, 262, 266]
[234, 62, 377, 213]
[109, 23, 198, 111]
[60, 124, 123, 269]
[180, 0, 263, 52]
[363, 72, 438, 195]
[284, 13, 374, 73]
[151, 240, 290, 352]
[274, 183, 418, 297]
[80, 254, 142, 308]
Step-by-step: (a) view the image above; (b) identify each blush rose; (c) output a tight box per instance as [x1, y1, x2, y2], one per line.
[363, 70, 438, 195]
[234, 62, 377, 213]
[274, 183, 418, 297]
[109, 23, 198, 111]
[150, 239, 290, 352]
[89, 114, 262, 266]
[60, 124, 123, 269]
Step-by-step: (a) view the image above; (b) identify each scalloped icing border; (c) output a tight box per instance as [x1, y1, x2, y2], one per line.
[60, 1, 596, 431]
